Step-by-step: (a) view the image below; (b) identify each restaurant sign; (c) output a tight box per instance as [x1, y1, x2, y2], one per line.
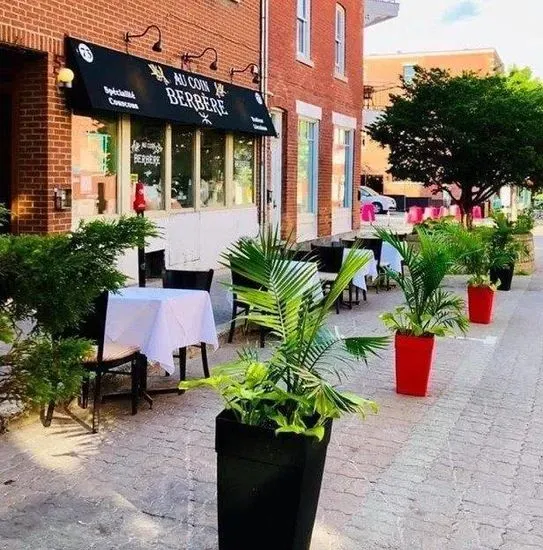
[65, 38, 276, 136]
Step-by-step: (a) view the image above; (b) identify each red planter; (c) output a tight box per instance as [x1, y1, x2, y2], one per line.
[394, 333, 435, 397]
[467, 285, 495, 324]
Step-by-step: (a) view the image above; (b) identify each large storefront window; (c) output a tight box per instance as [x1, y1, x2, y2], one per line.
[332, 127, 354, 208]
[171, 126, 194, 209]
[200, 130, 226, 208]
[71, 114, 118, 217]
[297, 119, 318, 213]
[130, 118, 165, 211]
[233, 135, 255, 205]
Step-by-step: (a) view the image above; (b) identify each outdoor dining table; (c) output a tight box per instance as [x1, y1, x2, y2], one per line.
[105, 287, 219, 376]
[344, 248, 378, 291]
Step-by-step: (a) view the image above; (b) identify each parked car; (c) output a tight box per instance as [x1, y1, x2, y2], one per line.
[359, 186, 397, 214]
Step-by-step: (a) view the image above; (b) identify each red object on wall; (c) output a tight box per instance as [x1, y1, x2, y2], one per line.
[394, 333, 435, 397]
[467, 285, 495, 324]
[133, 182, 146, 213]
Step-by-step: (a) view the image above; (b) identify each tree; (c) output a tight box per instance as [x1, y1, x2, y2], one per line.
[368, 67, 543, 226]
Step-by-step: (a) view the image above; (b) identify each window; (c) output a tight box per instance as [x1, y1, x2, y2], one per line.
[171, 126, 194, 209]
[335, 5, 346, 76]
[71, 114, 118, 217]
[403, 64, 416, 84]
[233, 135, 255, 205]
[332, 127, 354, 209]
[297, 119, 318, 213]
[297, 0, 311, 59]
[200, 130, 226, 208]
[130, 118, 165, 211]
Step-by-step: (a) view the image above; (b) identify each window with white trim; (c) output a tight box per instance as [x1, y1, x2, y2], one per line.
[335, 4, 346, 76]
[297, 118, 318, 213]
[332, 127, 354, 208]
[297, 0, 311, 59]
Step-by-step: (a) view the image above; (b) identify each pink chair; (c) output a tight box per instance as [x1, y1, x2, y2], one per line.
[407, 206, 423, 224]
[430, 207, 441, 219]
[439, 207, 449, 218]
[450, 205, 462, 221]
[423, 207, 433, 220]
[361, 203, 376, 222]
[472, 206, 482, 219]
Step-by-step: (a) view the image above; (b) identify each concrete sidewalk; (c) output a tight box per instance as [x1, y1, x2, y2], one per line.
[1, 239, 542, 550]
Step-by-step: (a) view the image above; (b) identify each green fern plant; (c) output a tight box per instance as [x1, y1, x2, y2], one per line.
[180, 229, 389, 440]
[375, 227, 469, 337]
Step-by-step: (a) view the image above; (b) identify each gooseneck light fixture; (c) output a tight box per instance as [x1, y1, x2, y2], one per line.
[230, 63, 260, 84]
[124, 25, 163, 53]
[181, 47, 219, 71]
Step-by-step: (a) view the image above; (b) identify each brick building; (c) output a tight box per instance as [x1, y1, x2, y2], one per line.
[362, 48, 504, 201]
[0, 0, 275, 277]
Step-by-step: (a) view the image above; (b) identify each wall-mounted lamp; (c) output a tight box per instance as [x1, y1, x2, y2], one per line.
[181, 47, 219, 71]
[53, 188, 72, 210]
[230, 63, 260, 84]
[124, 25, 163, 53]
[57, 67, 75, 89]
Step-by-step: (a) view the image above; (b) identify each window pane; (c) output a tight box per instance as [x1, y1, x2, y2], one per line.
[200, 130, 226, 208]
[332, 127, 346, 209]
[171, 126, 194, 209]
[233, 135, 255, 205]
[130, 118, 165, 211]
[72, 114, 118, 217]
[298, 120, 317, 213]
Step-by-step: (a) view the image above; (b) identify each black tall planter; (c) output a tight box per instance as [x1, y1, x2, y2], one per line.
[490, 264, 514, 291]
[215, 410, 332, 550]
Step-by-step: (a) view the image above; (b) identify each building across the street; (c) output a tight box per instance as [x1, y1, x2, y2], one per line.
[0, 1, 275, 278]
[362, 48, 503, 202]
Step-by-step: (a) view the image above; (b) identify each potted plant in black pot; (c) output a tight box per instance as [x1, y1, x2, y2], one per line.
[375, 227, 468, 396]
[180, 229, 388, 550]
[489, 213, 525, 291]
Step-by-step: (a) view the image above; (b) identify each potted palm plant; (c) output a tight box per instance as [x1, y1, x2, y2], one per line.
[444, 224, 497, 324]
[489, 213, 525, 291]
[375, 227, 468, 397]
[180, 229, 388, 550]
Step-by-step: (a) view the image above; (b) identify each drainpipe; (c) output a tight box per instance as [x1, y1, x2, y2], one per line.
[259, 0, 269, 230]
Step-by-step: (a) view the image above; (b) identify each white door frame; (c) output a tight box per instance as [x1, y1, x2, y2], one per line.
[270, 109, 283, 231]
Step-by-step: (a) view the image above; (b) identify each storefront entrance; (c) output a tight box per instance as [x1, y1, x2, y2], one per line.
[0, 91, 12, 232]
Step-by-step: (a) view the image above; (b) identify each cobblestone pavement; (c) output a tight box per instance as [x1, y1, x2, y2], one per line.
[1, 239, 543, 550]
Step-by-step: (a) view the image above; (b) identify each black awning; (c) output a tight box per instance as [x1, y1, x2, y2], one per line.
[65, 37, 276, 136]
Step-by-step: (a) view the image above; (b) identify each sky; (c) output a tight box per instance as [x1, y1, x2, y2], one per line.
[365, 0, 543, 77]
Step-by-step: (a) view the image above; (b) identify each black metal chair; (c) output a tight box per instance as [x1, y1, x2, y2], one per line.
[162, 269, 214, 384]
[311, 244, 345, 314]
[359, 238, 390, 292]
[78, 291, 144, 433]
[228, 269, 267, 348]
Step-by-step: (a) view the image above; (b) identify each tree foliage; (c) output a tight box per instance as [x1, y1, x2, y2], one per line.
[368, 67, 543, 222]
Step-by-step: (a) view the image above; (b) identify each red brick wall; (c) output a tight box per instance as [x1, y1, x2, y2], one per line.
[268, 0, 363, 239]
[0, 0, 262, 233]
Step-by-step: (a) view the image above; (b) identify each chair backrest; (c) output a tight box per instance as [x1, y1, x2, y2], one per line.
[360, 239, 383, 266]
[311, 244, 344, 273]
[289, 249, 318, 263]
[341, 239, 356, 249]
[74, 291, 109, 363]
[231, 269, 261, 290]
[162, 269, 214, 292]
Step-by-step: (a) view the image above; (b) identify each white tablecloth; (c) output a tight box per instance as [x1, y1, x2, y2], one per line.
[343, 249, 378, 291]
[106, 287, 218, 375]
[381, 242, 403, 273]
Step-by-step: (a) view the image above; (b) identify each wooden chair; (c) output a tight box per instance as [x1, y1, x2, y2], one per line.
[162, 269, 214, 384]
[78, 291, 144, 433]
